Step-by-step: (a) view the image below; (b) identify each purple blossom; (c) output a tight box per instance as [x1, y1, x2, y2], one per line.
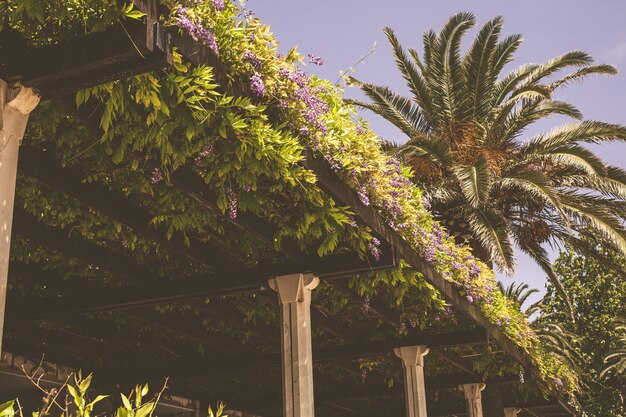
[554, 378, 563, 388]
[243, 50, 262, 69]
[150, 168, 163, 184]
[451, 261, 463, 271]
[307, 54, 324, 66]
[311, 135, 320, 150]
[249, 72, 265, 97]
[469, 264, 481, 277]
[356, 125, 366, 135]
[278, 99, 289, 109]
[213, 0, 225, 11]
[357, 186, 370, 206]
[227, 187, 238, 219]
[176, 7, 219, 55]
[368, 237, 381, 262]
[424, 247, 436, 263]
[299, 126, 310, 136]
[466, 295, 474, 303]
[243, 184, 252, 192]
[194, 144, 213, 165]
[519, 372, 525, 384]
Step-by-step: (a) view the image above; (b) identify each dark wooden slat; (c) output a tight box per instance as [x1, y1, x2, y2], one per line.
[6, 243, 396, 322]
[303, 155, 532, 370]
[0, 18, 171, 99]
[128, 328, 488, 379]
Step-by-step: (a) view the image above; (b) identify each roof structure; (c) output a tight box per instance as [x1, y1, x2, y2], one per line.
[0, 1, 578, 416]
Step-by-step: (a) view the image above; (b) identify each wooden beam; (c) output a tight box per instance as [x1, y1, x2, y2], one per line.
[302, 155, 532, 370]
[0, 17, 171, 99]
[6, 237, 396, 322]
[121, 328, 488, 379]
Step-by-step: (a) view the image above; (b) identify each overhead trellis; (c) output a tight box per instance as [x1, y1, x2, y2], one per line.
[1, 0, 579, 416]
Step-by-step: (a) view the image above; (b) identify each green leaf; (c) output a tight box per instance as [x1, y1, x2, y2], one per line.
[0, 401, 15, 417]
[120, 394, 132, 410]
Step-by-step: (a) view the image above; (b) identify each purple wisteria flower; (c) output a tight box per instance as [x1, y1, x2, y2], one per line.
[299, 126, 309, 136]
[307, 54, 324, 65]
[368, 237, 381, 262]
[249, 72, 265, 97]
[468, 263, 481, 277]
[150, 168, 163, 184]
[466, 295, 474, 303]
[357, 186, 370, 206]
[176, 7, 219, 55]
[213, 0, 225, 11]
[243, 50, 262, 69]
[554, 378, 563, 388]
[424, 247, 436, 263]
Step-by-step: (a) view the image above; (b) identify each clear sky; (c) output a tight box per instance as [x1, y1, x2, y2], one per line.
[249, 0, 626, 303]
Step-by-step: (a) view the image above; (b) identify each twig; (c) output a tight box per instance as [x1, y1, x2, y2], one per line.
[334, 42, 377, 86]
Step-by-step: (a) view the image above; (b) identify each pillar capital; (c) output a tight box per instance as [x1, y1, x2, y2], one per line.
[1, 80, 40, 137]
[268, 273, 319, 305]
[460, 383, 486, 417]
[460, 382, 486, 400]
[394, 345, 430, 368]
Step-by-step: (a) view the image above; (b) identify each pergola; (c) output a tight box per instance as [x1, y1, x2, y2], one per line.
[0, 2, 576, 417]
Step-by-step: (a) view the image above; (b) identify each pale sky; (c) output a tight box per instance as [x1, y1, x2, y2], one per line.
[250, 0, 626, 303]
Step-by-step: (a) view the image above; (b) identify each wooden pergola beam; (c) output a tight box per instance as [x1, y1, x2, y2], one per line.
[6, 234, 396, 323]
[303, 155, 532, 370]
[118, 329, 488, 379]
[0, 13, 171, 99]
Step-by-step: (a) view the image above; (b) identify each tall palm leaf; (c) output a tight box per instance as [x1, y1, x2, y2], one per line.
[349, 12, 626, 312]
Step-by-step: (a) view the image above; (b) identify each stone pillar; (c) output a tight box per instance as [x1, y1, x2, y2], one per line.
[268, 273, 320, 417]
[460, 383, 486, 417]
[394, 345, 430, 417]
[503, 408, 519, 417]
[0, 80, 40, 352]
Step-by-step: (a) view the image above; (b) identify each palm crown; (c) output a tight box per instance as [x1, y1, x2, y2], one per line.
[349, 12, 626, 303]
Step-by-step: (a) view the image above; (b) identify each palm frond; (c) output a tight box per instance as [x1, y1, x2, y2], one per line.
[550, 64, 617, 90]
[516, 240, 574, 319]
[523, 121, 626, 156]
[465, 207, 515, 273]
[347, 77, 429, 136]
[463, 16, 503, 120]
[453, 155, 491, 208]
[384, 27, 435, 125]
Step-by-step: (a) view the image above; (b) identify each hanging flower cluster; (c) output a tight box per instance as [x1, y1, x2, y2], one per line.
[175, 6, 219, 55]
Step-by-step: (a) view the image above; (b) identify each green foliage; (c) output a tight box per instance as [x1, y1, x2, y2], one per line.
[0, 372, 188, 417]
[6, 0, 576, 394]
[541, 246, 626, 416]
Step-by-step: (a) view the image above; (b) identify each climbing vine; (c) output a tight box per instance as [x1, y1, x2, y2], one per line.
[3, 0, 577, 395]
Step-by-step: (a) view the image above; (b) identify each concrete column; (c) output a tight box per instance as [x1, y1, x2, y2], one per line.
[268, 273, 320, 417]
[0, 80, 40, 352]
[460, 383, 486, 417]
[503, 408, 519, 417]
[394, 345, 430, 417]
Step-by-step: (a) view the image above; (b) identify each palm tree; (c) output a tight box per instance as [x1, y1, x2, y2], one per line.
[348, 12, 626, 306]
[601, 318, 626, 378]
[498, 282, 580, 367]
